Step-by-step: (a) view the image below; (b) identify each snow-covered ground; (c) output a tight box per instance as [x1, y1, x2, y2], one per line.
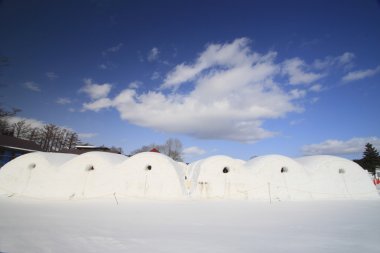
[0, 197, 379, 253]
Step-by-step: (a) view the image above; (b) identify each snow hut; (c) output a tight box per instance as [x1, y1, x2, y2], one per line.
[55, 151, 127, 199]
[114, 152, 186, 199]
[0, 152, 77, 198]
[244, 155, 312, 201]
[296, 155, 379, 200]
[189, 155, 247, 199]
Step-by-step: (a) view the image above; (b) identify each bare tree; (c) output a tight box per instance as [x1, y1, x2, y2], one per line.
[39, 124, 60, 151]
[12, 120, 32, 139]
[162, 138, 183, 162]
[66, 132, 79, 150]
[0, 108, 81, 152]
[0, 106, 20, 135]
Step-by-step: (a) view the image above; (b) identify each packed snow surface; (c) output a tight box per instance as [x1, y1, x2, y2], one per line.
[0, 152, 378, 200]
[0, 198, 379, 253]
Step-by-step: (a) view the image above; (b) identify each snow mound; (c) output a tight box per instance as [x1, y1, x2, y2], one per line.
[113, 152, 187, 199]
[55, 152, 128, 199]
[0, 152, 377, 201]
[244, 155, 312, 201]
[0, 152, 77, 197]
[296, 155, 378, 200]
[189, 155, 248, 199]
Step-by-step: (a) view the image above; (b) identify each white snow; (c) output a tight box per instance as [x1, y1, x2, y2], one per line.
[189, 155, 248, 199]
[113, 152, 187, 199]
[0, 152, 379, 252]
[0, 152, 77, 198]
[244, 154, 312, 201]
[0, 198, 379, 253]
[296, 155, 379, 200]
[0, 152, 378, 201]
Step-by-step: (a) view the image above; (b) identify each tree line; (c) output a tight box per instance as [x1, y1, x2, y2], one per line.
[1, 106, 80, 152]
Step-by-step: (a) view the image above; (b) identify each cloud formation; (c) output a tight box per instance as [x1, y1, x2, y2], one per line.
[82, 38, 310, 142]
[46, 72, 58, 80]
[183, 146, 206, 156]
[282, 58, 323, 85]
[147, 47, 159, 62]
[56, 97, 71, 105]
[6, 116, 45, 129]
[342, 65, 380, 82]
[78, 133, 98, 139]
[302, 137, 380, 155]
[313, 52, 355, 70]
[24, 81, 41, 92]
[79, 79, 112, 100]
[81, 38, 368, 142]
[102, 43, 123, 56]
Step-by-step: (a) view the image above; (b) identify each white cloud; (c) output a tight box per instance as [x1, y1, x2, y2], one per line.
[313, 52, 355, 70]
[79, 79, 112, 100]
[102, 43, 123, 56]
[289, 89, 307, 99]
[98, 61, 117, 70]
[310, 97, 319, 104]
[309, 84, 323, 92]
[147, 47, 160, 62]
[46, 72, 58, 80]
[342, 65, 380, 82]
[56, 97, 71, 105]
[6, 116, 45, 129]
[98, 64, 107, 70]
[151, 71, 160, 80]
[78, 133, 98, 139]
[302, 137, 380, 155]
[337, 52, 355, 66]
[83, 97, 113, 112]
[289, 119, 304, 126]
[82, 38, 305, 142]
[24, 81, 41, 92]
[283, 58, 323, 85]
[128, 81, 141, 89]
[161, 38, 261, 90]
[183, 146, 206, 156]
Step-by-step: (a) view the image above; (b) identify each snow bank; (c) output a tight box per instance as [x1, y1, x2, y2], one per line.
[0, 152, 77, 197]
[189, 155, 248, 199]
[244, 155, 312, 201]
[113, 152, 187, 199]
[296, 155, 379, 200]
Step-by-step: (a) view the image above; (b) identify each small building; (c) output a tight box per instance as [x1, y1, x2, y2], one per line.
[0, 135, 43, 167]
[61, 145, 121, 155]
[150, 148, 160, 153]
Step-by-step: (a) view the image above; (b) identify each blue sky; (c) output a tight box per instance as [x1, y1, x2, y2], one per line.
[1, 0, 380, 162]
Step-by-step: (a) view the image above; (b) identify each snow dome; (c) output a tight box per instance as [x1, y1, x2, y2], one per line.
[296, 155, 379, 200]
[0, 152, 77, 198]
[55, 151, 127, 199]
[244, 155, 312, 201]
[113, 152, 186, 199]
[189, 155, 248, 199]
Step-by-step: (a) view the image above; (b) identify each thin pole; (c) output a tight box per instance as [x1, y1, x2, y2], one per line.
[268, 182, 272, 204]
[113, 192, 119, 205]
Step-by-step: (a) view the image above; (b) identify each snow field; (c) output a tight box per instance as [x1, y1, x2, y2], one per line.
[0, 151, 378, 201]
[0, 199, 379, 253]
